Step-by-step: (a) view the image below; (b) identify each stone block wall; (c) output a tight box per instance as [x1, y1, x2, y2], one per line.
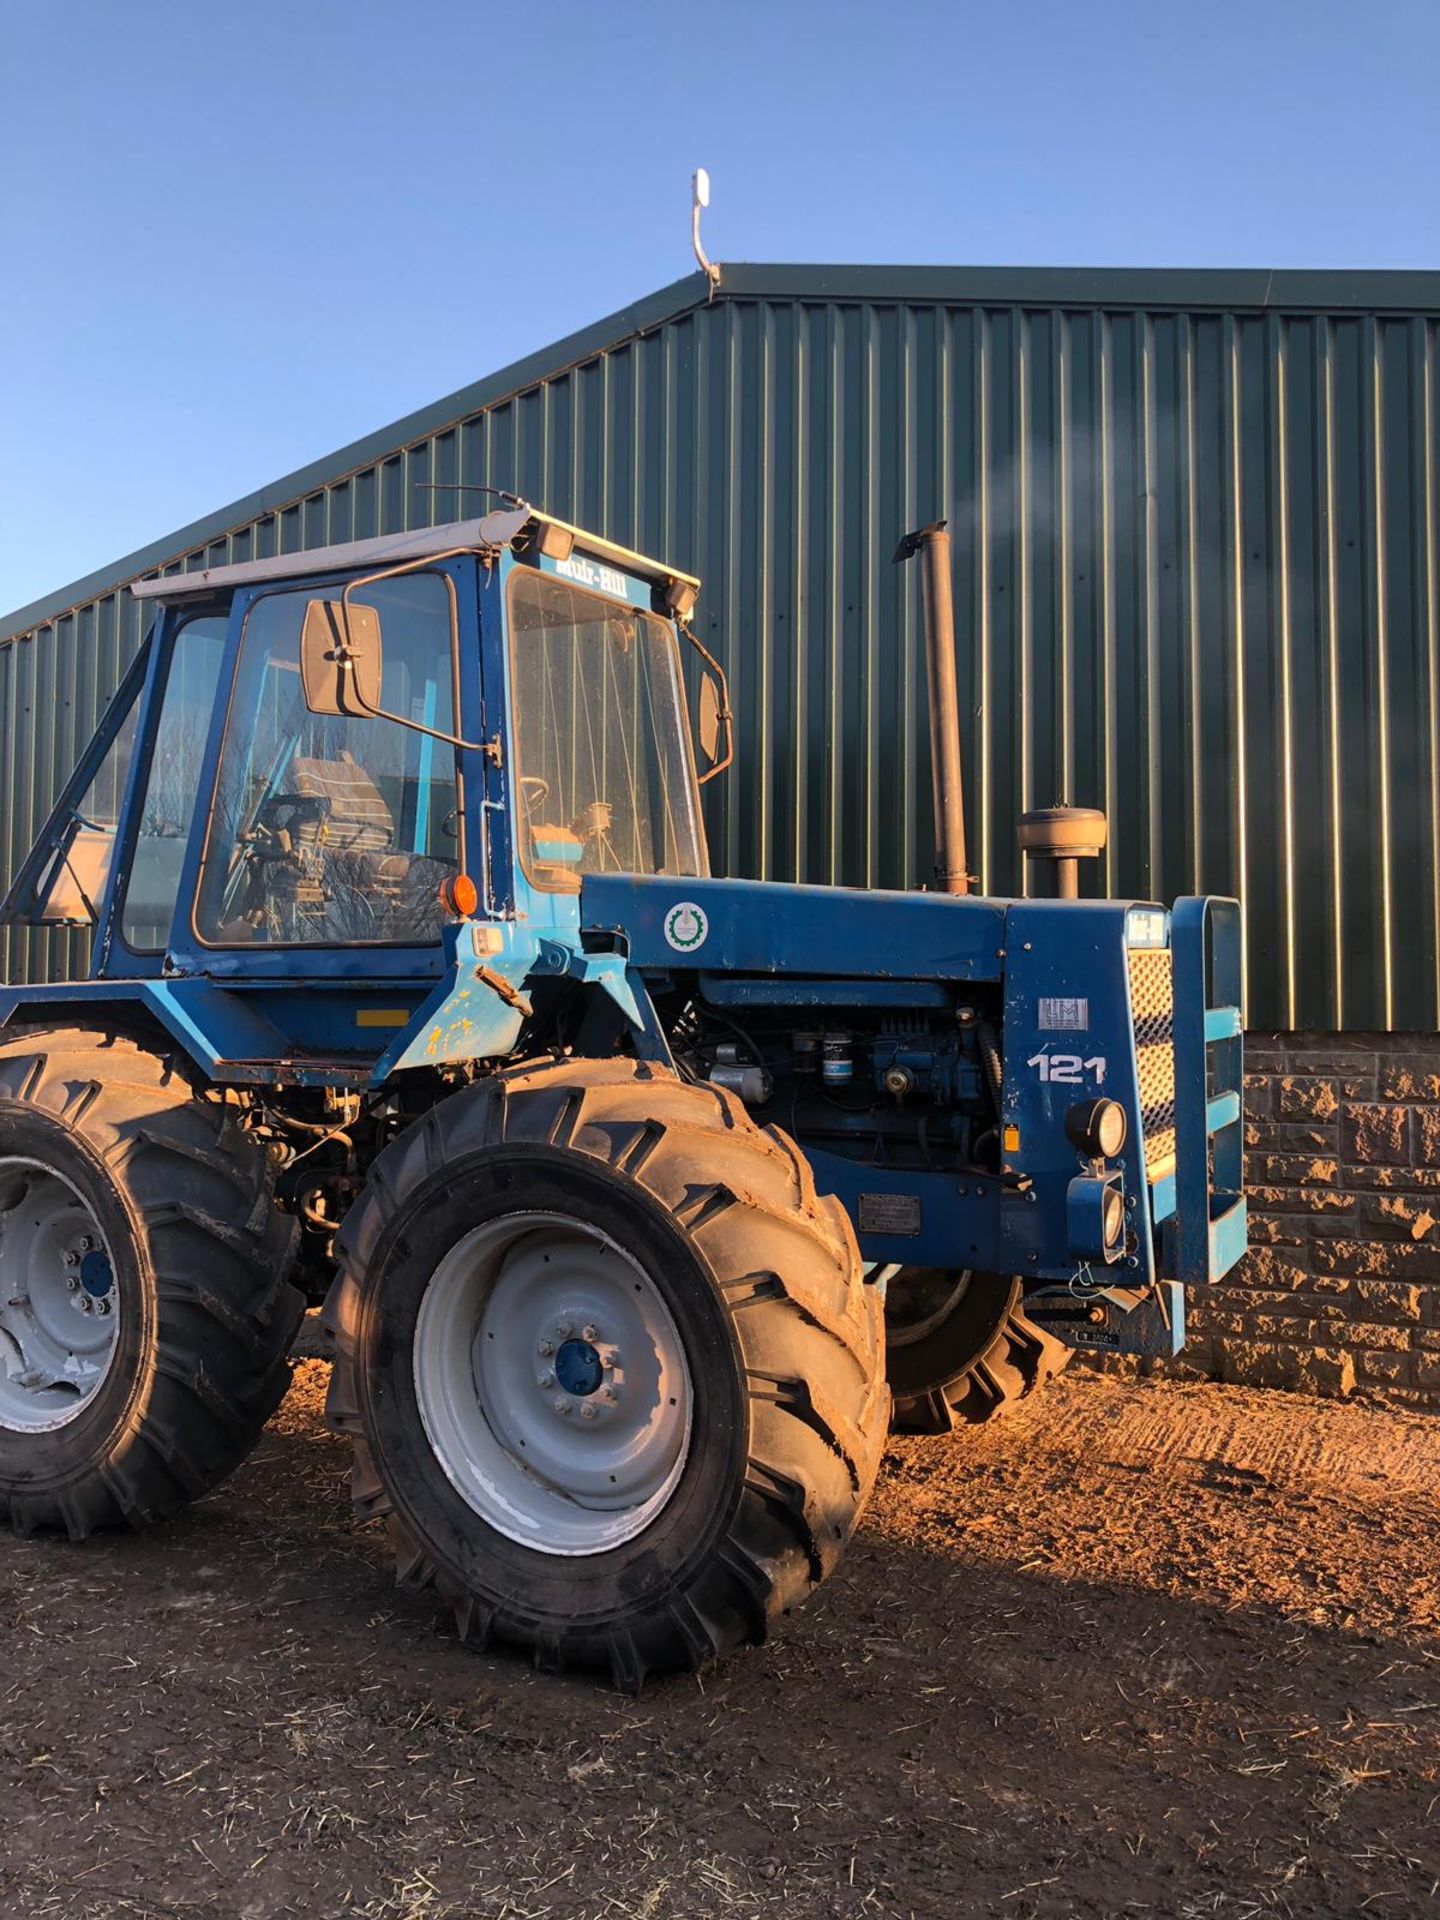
[1175, 1032, 1440, 1407]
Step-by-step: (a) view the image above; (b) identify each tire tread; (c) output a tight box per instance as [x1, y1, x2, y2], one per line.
[889, 1275, 1071, 1434]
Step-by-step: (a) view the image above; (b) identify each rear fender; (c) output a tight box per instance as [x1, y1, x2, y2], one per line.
[0, 979, 210, 1074]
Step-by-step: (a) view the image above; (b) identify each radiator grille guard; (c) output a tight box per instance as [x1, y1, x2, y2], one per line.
[999, 897, 1245, 1361]
[1128, 947, 1177, 1177]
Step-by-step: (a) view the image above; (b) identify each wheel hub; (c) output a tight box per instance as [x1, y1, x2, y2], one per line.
[79, 1248, 114, 1299]
[414, 1213, 693, 1557]
[0, 1159, 120, 1433]
[553, 1337, 603, 1397]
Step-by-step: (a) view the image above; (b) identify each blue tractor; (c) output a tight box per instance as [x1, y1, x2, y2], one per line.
[0, 503, 1245, 1684]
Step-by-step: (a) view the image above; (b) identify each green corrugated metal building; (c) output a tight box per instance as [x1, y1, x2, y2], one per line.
[3, 262, 1438, 1030]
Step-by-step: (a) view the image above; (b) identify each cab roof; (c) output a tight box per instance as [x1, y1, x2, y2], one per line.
[129, 507, 700, 606]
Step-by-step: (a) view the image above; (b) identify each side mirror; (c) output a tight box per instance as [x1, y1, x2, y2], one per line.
[301, 599, 384, 718]
[698, 672, 722, 763]
[695, 662, 733, 785]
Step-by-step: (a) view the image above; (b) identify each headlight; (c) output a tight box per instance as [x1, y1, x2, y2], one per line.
[1067, 1171, 1128, 1265]
[1065, 1096, 1128, 1160]
[1102, 1185, 1125, 1248]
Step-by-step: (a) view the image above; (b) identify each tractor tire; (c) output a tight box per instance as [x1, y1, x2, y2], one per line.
[0, 1029, 302, 1536]
[885, 1267, 1071, 1433]
[324, 1058, 888, 1687]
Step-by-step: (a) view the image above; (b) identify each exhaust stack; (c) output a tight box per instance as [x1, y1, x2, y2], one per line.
[1018, 805, 1108, 899]
[895, 520, 969, 896]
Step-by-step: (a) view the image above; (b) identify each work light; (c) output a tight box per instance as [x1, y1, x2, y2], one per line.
[1065, 1096, 1127, 1161]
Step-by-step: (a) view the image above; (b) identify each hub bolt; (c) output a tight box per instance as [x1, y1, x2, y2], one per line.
[536, 1370, 554, 1389]
[97, 1299, 111, 1316]
[553, 1396, 572, 1415]
[581, 1324, 599, 1343]
[66, 1276, 80, 1292]
[79, 1237, 96, 1253]
[63, 1251, 79, 1268]
[554, 1320, 573, 1338]
[599, 1385, 617, 1404]
[580, 1403, 598, 1421]
[536, 1339, 554, 1357]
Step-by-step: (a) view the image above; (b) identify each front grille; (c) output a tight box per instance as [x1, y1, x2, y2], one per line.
[1128, 947, 1177, 1176]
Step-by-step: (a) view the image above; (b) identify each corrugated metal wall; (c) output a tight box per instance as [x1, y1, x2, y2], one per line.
[3, 269, 1437, 1030]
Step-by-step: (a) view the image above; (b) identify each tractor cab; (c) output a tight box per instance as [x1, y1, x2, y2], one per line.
[1, 508, 727, 1067]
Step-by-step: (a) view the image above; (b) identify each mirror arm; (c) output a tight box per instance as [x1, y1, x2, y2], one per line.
[682, 623, 734, 785]
[350, 697, 482, 754]
[336, 554, 484, 751]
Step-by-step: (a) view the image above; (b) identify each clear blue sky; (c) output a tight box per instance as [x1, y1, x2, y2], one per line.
[2, 0, 1435, 618]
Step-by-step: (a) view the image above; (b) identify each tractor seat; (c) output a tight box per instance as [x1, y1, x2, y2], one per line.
[288, 753, 408, 897]
[272, 753, 452, 935]
[291, 752, 395, 849]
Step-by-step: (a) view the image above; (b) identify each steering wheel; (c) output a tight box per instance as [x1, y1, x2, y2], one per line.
[248, 792, 332, 854]
[519, 775, 551, 818]
[221, 791, 332, 925]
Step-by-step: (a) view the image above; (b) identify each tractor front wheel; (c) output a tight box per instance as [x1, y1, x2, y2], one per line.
[884, 1267, 1070, 1432]
[325, 1060, 887, 1686]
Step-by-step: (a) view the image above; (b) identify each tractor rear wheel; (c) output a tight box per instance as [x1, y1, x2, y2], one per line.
[325, 1059, 887, 1687]
[0, 1029, 302, 1534]
[885, 1267, 1070, 1433]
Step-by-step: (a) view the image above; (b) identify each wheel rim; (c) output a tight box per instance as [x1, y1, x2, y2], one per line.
[413, 1211, 693, 1557]
[0, 1158, 120, 1434]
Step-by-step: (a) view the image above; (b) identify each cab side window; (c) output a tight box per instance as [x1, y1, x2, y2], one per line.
[120, 615, 228, 950]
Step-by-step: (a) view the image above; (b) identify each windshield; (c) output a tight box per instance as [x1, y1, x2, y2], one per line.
[508, 570, 704, 890]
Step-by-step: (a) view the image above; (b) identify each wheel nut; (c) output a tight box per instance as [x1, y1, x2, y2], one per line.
[536, 1370, 554, 1389]
[599, 1386, 617, 1404]
[553, 1396, 572, 1415]
[580, 1403, 598, 1421]
[66, 1276, 80, 1292]
[581, 1324, 599, 1343]
[554, 1320, 573, 1338]
[97, 1299, 111, 1316]
[536, 1339, 554, 1357]
[63, 1251, 79, 1268]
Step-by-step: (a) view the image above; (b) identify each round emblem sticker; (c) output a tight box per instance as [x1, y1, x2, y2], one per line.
[663, 901, 709, 953]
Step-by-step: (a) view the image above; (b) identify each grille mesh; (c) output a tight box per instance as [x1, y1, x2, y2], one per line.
[1128, 947, 1177, 1175]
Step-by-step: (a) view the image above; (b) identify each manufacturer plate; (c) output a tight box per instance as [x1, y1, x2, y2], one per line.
[858, 1192, 922, 1235]
[1037, 996, 1089, 1031]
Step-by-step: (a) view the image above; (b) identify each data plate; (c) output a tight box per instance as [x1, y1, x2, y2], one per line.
[1037, 996, 1089, 1031]
[858, 1192, 922, 1235]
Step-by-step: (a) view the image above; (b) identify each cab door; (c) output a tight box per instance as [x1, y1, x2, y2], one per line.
[164, 557, 475, 989]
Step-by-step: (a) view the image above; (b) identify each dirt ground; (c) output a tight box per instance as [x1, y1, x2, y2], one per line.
[1, 1363, 1437, 1920]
